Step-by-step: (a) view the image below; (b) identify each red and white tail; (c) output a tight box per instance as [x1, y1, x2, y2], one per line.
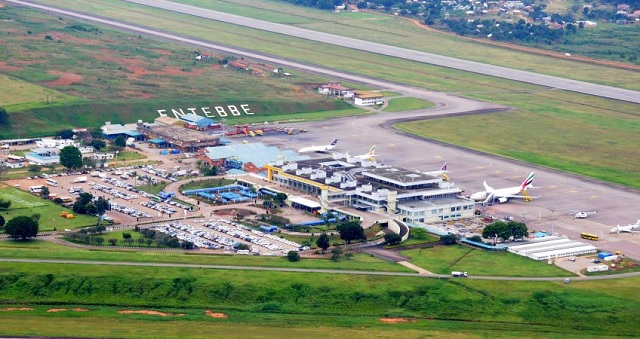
[520, 172, 535, 191]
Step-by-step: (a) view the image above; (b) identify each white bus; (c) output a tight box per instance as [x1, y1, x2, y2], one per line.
[45, 178, 58, 187]
[29, 185, 45, 193]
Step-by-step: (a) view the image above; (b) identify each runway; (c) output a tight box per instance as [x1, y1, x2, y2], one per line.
[6, 0, 640, 258]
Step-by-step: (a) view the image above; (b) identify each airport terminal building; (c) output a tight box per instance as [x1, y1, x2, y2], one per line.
[264, 157, 475, 223]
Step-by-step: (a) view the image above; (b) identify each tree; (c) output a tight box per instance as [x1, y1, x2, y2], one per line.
[0, 215, 5, 228]
[39, 186, 50, 199]
[93, 236, 104, 245]
[27, 164, 42, 174]
[384, 233, 402, 245]
[336, 220, 366, 244]
[113, 136, 126, 148]
[316, 233, 330, 253]
[5, 216, 39, 240]
[89, 139, 106, 150]
[507, 221, 528, 241]
[0, 198, 11, 209]
[440, 234, 457, 245]
[287, 250, 301, 262]
[0, 107, 10, 126]
[108, 238, 118, 246]
[58, 129, 75, 140]
[122, 232, 132, 240]
[274, 193, 288, 207]
[356, 1, 367, 9]
[482, 220, 508, 245]
[330, 247, 342, 262]
[82, 157, 96, 168]
[59, 146, 83, 169]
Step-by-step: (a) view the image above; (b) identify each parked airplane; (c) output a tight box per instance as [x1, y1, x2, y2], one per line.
[346, 145, 377, 161]
[610, 220, 640, 234]
[298, 139, 338, 153]
[573, 211, 597, 219]
[470, 172, 536, 204]
[423, 163, 449, 178]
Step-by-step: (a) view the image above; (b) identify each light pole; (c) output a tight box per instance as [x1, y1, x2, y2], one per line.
[550, 208, 555, 236]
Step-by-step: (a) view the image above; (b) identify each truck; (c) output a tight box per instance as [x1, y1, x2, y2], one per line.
[73, 176, 87, 183]
[90, 171, 101, 177]
[451, 271, 468, 277]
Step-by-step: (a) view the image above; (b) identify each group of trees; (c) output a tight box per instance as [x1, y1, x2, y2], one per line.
[336, 220, 366, 244]
[482, 220, 528, 245]
[72, 192, 110, 219]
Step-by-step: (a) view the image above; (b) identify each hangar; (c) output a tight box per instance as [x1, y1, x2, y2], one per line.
[507, 236, 597, 260]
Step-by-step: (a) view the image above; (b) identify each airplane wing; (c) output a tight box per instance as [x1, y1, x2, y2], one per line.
[501, 194, 539, 200]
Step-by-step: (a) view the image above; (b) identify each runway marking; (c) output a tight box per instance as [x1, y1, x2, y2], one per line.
[589, 195, 600, 200]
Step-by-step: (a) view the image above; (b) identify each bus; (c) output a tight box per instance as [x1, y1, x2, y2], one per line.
[60, 197, 74, 204]
[28, 185, 45, 193]
[580, 232, 599, 241]
[45, 178, 58, 187]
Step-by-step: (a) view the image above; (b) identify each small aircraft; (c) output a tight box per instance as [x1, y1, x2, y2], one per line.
[346, 145, 377, 161]
[423, 163, 449, 180]
[470, 172, 537, 205]
[298, 139, 338, 153]
[573, 211, 597, 219]
[610, 220, 640, 234]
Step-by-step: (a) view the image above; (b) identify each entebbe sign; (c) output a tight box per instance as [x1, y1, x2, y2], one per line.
[157, 104, 253, 119]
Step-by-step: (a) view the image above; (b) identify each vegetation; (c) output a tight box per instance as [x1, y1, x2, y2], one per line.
[179, 178, 236, 192]
[336, 220, 366, 244]
[382, 97, 434, 112]
[316, 233, 330, 252]
[401, 245, 572, 277]
[287, 250, 301, 262]
[59, 146, 83, 169]
[4, 216, 39, 240]
[0, 186, 96, 231]
[0, 261, 636, 337]
[482, 220, 528, 245]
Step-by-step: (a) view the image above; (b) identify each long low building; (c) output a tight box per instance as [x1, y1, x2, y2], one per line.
[264, 157, 475, 223]
[507, 236, 597, 260]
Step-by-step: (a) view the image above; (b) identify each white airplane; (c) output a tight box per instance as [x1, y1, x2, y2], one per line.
[470, 172, 537, 204]
[610, 220, 640, 234]
[298, 139, 338, 153]
[346, 145, 377, 161]
[423, 163, 449, 178]
[573, 211, 597, 219]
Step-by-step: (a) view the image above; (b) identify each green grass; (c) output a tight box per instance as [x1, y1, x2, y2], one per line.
[113, 150, 145, 162]
[382, 97, 435, 112]
[135, 182, 168, 195]
[0, 186, 96, 231]
[401, 245, 574, 277]
[0, 261, 638, 337]
[0, 240, 410, 272]
[0, 75, 82, 110]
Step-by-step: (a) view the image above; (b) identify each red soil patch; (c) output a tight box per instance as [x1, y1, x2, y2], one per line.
[380, 318, 413, 323]
[118, 310, 184, 317]
[0, 61, 22, 72]
[47, 308, 89, 313]
[153, 49, 175, 56]
[205, 310, 228, 318]
[1, 307, 34, 311]
[161, 66, 206, 76]
[43, 70, 84, 87]
[53, 33, 102, 46]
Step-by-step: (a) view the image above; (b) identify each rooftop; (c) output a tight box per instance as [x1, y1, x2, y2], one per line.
[204, 142, 309, 168]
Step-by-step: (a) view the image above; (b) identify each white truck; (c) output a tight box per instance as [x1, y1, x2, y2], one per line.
[73, 176, 88, 183]
[90, 171, 101, 177]
[451, 271, 468, 277]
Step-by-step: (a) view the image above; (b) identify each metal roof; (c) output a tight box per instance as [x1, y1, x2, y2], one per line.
[204, 142, 309, 168]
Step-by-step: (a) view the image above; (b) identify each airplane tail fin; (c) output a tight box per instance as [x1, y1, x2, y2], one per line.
[521, 172, 535, 191]
[441, 163, 448, 172]
[331, 139, 338, 146]
[482, 181, 493, 192]
[368, 145, 376, 156]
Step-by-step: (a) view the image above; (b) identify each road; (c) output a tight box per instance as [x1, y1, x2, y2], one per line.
[6, 0, 640, 257]
[1, 258, 639, 281]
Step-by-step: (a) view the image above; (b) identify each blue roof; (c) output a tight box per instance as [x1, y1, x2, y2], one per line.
[204, 142, 309, 168]
[148, 138, 165, 144]
[125, 131, 143, 137]
[180, 113, 215, 127]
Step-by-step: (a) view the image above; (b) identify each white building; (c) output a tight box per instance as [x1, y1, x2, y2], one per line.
[36, 138, 79, 149]
[354, 92, 385, 106]
[507, 236, 597, 260]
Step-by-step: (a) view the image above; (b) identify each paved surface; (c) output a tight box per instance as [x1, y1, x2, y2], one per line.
[2, 257, 639, 281]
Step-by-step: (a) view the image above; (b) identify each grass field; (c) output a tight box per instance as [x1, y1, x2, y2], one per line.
[179, 178, 237, 191]
[401, 245, 574, 277]
[0, 240, 411, 272]
[382, 97, 435, 112]
[0, 261, 638, 337]
[0, 186, 96, 231]
[0, 75, 82, 110]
